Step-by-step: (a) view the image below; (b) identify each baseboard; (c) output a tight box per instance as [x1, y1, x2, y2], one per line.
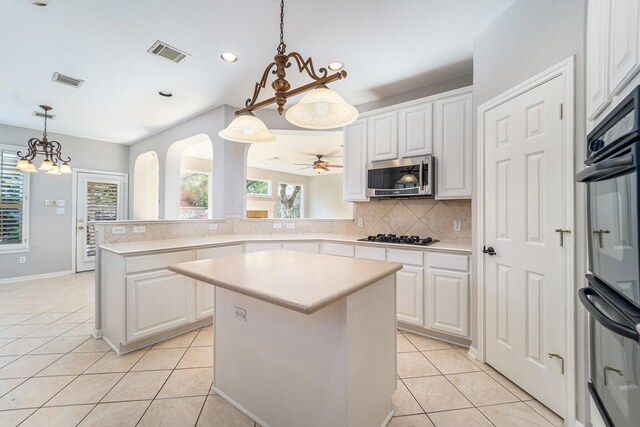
[0, 270, 73, 285]
[467, 345, 478, 359]
[213, 386, 271, 427]
[574, 421, 585, 427]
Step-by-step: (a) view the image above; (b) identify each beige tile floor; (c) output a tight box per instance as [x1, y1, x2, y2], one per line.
[0, 272, 564, 427]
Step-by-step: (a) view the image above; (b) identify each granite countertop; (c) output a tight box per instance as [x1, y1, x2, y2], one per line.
[169, 249, 403, 314]
[99, 234, 472, 256]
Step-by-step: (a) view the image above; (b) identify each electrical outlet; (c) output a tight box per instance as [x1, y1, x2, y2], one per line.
[208, 224, 218, 230]
[234, 306, 247, 322]
[273, 223, 282, 229]
[56, 207, 65, 215]
[286, 223, 295, 229]
[453, 220, 462, 232]
[111, 226, 126, 234]
[19, 256, 26, 264]
[357, 218, 364, 227]
[133, 226, 146, 234]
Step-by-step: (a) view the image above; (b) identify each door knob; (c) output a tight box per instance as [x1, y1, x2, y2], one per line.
[483, 246, 497, 256]
[548, 353, 565, 374]
[603, 365, 623, 386]
[592, 230, 610, 249]
[555, 229, 571, 247]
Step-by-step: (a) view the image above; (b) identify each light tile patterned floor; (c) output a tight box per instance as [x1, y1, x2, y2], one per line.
[0, 273, 564, 426]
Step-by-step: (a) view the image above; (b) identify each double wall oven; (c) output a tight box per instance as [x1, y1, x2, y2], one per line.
[577, 86, 640, 427]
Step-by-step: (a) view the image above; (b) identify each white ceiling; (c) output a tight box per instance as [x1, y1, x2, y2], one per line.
[183, 130, 344, 177]
[0, 0, 514, 144]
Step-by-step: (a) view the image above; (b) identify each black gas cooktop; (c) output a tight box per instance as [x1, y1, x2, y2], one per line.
[358, 234, 439, 246]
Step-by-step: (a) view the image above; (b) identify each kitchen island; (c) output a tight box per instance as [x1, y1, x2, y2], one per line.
[169, 249, 402, 427]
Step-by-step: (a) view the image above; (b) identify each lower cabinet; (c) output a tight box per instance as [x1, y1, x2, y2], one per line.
[396, 265, 425, 326]
[244, 242, 282, 253]
[126, 269, 196, 341]
[425, 268, 469, 338]
[195, 244, 243, 319]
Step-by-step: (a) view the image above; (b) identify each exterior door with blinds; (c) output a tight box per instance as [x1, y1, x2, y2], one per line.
[76, 172, 126, 272]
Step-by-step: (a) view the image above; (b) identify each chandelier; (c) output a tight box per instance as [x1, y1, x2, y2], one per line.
[218, 0, 359, 143]
[16, 105, 72, 175]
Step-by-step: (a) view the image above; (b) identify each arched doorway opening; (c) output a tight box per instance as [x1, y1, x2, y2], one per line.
[133, 151, 159, 220]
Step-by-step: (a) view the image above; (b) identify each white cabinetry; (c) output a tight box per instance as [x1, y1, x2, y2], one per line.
[399, 102, 433, 158]
[587, 0, 640, 125]
[244, 242, 282, 253]
[126, 269, 195, 341]
[321, 242, 355, 257]
[425, 253, 470, 338]
[195, 245, 243, 319]
[433, 92, 472, 199]
[396, 265, 425, 326]
[343, 119, 368, 202]
[282, 242, 320, 253]
[367, 111, 398, 162]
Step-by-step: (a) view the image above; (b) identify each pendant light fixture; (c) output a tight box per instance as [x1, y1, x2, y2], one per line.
[218, 0, 358, 143]
[16, 105, 72, 174]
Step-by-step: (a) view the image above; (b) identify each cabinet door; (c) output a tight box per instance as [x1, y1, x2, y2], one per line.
[434, 92, 472, 199]
[195, 244, 243, 319]
[609, 0, 640, 96]
[368, 111, 398, 162]
[396, 266, 424, 326]
[399, 102, 433, 157]
[426, 268, 469, 337]
[587, 0, 611, 119]
[126, 269, 195, 341]
[343, 119, 369, 201]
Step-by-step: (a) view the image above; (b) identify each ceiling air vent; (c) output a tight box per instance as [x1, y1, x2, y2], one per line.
[33, 110, 55, 119]
[147, 40, 190, 63]
[51, 72, 85, 88]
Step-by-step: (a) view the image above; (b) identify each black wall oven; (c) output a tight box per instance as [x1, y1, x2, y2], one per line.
[577, 86, 640, 427]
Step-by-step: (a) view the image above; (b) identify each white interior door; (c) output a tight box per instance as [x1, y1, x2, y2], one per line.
[483, 75, 567, 415]
[76, 172, 126, 272]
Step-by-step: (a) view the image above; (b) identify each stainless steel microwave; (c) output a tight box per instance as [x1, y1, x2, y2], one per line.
[366, 156, 434, 198]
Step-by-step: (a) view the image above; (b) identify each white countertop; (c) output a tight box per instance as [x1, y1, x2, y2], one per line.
[168, 249, 403, 314]
[99, 233, 472, 255]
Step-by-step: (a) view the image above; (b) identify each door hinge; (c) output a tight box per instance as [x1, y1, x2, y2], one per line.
[559, 103, 564, 120]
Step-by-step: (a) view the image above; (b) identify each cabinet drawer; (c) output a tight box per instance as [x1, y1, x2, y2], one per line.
[387, 248, 423, 266]
[126, 250, 195, 274]
[322, 242, 355, 257]
[356, 245, 386, 261]
[282, 242, 320, 253]
[244, 242, 282, 253]
[428, 253, 469, 272]
[197, 245, 243, 260]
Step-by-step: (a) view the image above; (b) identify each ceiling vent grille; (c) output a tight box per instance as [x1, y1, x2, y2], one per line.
[51, 72, 85, 88]
[147, 40, 190, 63]
[33, 111, 55, 119]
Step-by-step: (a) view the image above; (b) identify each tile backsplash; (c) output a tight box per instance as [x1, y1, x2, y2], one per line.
[95, 199, 471, 245]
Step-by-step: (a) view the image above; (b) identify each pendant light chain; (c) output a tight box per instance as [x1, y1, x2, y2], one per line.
[276, 0, 287, 55]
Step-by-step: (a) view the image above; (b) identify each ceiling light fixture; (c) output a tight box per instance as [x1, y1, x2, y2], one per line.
[220, 52, 238, 63]
[16, 105, 72, 175]
[327, 62, 344, 71]
[218, 0, 358, 143]
[158, 91, 173, 97]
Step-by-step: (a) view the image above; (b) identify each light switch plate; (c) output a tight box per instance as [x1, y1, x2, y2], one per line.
[453, 220, 462, 232]
[208, 224, 218, 230]
[286, 223, 295, 229]
[56, 200, 65, 207]
[133, 226, 146, 233]
[273, 223, 282, 229]
[112, 226, 126, 234]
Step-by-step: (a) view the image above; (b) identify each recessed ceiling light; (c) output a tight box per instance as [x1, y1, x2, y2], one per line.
[32, 1, 49, 6]
[158, 91, 173, 97]
[327, 62, 344, 71]
[220, 52, 238, 63]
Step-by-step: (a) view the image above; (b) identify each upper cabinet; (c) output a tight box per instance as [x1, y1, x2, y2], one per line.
[343, 118, 369, 202]
[399, 102, 433, 157]
[343, 86, 472, 201]
[433, 92, 472, 199]
[367, 111, 398, 162]
[587, 0, 640, 125]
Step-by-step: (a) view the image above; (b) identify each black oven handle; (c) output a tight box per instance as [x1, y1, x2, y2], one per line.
[576, 155, 635, 182]
[579, 287, 639, 340]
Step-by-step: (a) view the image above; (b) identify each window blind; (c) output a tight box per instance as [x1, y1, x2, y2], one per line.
[85, 181, 119, 257]
[0, 148, 25, 246]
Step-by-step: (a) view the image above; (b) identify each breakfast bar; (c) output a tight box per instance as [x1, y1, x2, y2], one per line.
[169, 249, 402, 427]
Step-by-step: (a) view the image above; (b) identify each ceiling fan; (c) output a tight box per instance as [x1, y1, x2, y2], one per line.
[295, 154, 343, 173]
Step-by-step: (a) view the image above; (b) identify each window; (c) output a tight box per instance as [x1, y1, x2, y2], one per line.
[276, 182, 303, 218]
[246, 179, 272, 197]
[0, 146, 28, 251]
[179, 171, 210, 220]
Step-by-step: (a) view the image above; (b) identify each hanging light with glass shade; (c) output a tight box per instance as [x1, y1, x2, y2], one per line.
[218, 0, 358, 143]
[15, 105, 72, 175]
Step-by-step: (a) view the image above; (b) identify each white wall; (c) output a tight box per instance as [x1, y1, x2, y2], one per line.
[472, 0, 587, 422]
[246, 167, 309, 218]
[308, 173, 353, 219]
[133, 151, 159, 220]
[0, 123, 129, 280]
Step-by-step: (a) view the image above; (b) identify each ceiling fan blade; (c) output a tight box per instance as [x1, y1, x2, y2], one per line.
[326, 164, 343, 168]
[293, 163, 311, 166]
[297, 166, 312, 170]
